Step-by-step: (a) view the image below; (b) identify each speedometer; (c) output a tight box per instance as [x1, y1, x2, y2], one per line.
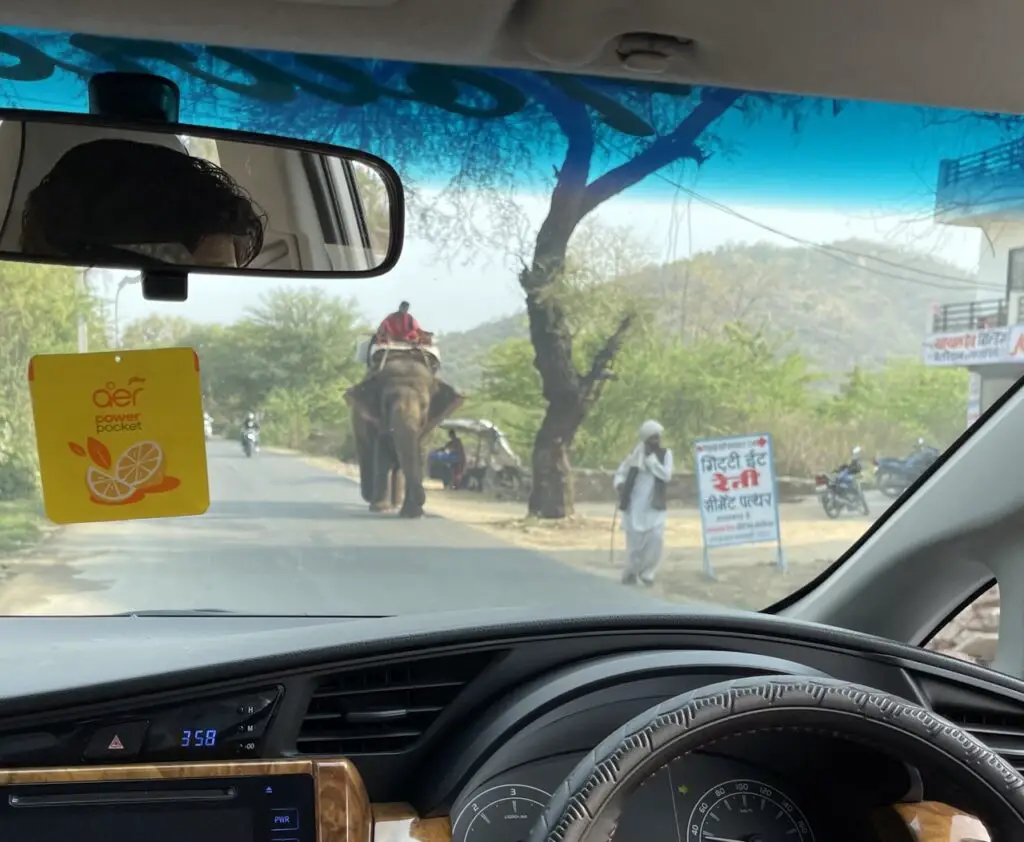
[686, 779, 815, 842]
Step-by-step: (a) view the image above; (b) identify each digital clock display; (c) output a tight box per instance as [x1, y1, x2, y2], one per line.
[180, 728, 218, 748]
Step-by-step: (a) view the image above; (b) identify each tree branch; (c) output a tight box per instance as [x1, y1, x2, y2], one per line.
[577, 88, 745, 221]
[581, 312, 634, 404]
[516, 76, 596, 290]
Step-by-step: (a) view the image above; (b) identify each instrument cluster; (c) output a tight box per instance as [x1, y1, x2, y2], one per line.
[451, 750, 887, 842]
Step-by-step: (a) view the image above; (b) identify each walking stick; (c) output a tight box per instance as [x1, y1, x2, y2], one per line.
[609, 505, 619, 567]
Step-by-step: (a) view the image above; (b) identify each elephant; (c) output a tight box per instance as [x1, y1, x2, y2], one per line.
[344, 352, 463, 518]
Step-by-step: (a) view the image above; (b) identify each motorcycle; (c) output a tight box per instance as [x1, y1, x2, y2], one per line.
[815, 455, 869, 518]
[242, 428, 259, 458]
[873, 445, 940, 499]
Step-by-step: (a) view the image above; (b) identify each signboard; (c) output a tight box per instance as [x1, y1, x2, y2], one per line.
[922, 328, 1010, 366]
[966, 372, 982, 428]
[694, 434, 782, 566]
[1008, 324, 1024, 360]
[29, 347, 210, 524]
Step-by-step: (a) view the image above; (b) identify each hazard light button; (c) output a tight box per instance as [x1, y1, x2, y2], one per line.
[83, 721, 149, 761]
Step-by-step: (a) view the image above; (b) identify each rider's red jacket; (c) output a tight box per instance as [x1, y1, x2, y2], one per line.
[377, 311, 422, 342]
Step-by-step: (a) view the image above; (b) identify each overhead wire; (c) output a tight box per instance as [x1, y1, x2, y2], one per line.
[597, 139, 1005, 295]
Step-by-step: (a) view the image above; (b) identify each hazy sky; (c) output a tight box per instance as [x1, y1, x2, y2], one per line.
[109, 191, 984, 336]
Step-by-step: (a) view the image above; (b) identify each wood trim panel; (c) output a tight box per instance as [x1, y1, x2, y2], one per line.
[0, 758, 375, 842]
[0, 759, 313, 784]
[373, 803, 452, 842]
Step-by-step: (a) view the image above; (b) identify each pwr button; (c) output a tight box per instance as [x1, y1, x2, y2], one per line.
[270, 808, 299, 831]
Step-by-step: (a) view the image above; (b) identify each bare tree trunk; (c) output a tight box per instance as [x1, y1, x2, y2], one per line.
[519, 87, 742, 519]
[528, 398, 584, 517]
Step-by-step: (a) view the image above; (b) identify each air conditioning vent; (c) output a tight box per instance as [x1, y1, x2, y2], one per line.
[296, 650, 498, 755]
[933, 705, 1024, 772]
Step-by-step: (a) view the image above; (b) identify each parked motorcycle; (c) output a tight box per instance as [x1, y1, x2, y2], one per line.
[242, 428, 259, 458]
[873, 441, 940, 499]
[815, 446, 869, 518]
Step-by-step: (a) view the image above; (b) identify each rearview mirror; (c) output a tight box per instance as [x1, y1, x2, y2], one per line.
[0, 112, 404, 279]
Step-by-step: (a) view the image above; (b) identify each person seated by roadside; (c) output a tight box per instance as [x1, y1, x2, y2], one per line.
[20, 138, 266, 269]
[376, 301, 431, 345]
[442, 429, 467, 489]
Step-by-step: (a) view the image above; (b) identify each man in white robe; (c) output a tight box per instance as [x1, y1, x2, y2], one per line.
[613, 420, 674, 586]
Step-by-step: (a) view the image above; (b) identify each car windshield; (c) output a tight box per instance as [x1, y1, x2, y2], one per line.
[0, 28, 1012, 617]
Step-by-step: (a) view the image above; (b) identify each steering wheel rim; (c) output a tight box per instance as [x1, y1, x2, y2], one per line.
[526, 675, 1024, 842]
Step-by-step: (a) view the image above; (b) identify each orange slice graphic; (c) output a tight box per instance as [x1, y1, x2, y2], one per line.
[114, 441, 164, 488]
[86, 465, 136, 503]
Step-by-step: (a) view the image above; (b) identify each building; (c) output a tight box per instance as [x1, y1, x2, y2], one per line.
[926, 138, 1024, 424]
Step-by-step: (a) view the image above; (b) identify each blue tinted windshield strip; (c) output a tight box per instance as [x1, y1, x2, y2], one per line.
[0, 27, 1017, 205]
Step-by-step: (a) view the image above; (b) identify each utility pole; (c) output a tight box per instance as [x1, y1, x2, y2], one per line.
[114, 274, 142, 348]
[77, 268, 89, 353]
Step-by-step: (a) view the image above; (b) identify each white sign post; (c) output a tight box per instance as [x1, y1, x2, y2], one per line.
[966, 372, 982, 429]
[694, 433, 783, 579]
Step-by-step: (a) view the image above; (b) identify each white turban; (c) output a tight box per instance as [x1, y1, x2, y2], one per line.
[638, 420, 664, 441]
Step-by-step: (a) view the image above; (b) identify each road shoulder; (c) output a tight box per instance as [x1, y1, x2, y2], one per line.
[275, 449, 873, 610]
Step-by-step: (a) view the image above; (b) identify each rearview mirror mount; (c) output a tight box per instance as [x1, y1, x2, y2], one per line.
[0, 72, 405, 301]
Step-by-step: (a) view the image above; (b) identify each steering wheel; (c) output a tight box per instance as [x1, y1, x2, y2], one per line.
[526, 675, 1024, 841]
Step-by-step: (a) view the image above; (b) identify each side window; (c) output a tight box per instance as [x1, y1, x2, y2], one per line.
[925, 586, 999, 667]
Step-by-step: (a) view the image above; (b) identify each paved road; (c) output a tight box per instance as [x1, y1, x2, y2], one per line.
[0, 440, 663, 616]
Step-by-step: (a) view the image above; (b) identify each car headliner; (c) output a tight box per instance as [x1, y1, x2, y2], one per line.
[0, 0, 1017, 119]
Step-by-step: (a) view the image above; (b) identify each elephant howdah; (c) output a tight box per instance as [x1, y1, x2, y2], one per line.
[345, 352, 464, 518]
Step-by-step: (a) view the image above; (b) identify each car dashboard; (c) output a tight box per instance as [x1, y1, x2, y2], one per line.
[0, 608, 1017, 842]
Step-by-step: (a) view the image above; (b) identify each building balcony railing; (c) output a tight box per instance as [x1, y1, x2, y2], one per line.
[931, 298, 1009, 333]
[936, 138, 1024, 222]
[939, 138, 1024, 189]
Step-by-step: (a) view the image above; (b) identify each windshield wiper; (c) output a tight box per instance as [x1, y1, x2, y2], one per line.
[110, 608, 389, 618]
[112, 608, 241, 617]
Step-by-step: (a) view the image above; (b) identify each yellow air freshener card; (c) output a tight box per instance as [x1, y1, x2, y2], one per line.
[28, 347, 210, 524]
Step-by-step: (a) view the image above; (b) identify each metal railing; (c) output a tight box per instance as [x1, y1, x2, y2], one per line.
[932, 299, 1009, 333]
[939, 137, 1024, 188]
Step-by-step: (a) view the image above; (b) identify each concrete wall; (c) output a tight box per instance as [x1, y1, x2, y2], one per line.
[926, 586, 998, 666]
[974, 220, 1024, 300]
[568, 468, 814, 507]
[980, 373, 1018, 412]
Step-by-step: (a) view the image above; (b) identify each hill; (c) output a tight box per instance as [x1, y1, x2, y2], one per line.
[437, 238, 980, 390]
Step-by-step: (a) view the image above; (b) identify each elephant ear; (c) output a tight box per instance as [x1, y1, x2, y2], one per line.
[345, 377, 383, 427]
[425, 380, 464, 433]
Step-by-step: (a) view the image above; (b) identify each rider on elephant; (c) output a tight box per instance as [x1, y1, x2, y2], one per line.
[376, 301, 430, 345]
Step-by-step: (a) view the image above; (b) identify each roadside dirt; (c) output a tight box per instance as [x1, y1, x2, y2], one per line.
[293, 452, 878, 610]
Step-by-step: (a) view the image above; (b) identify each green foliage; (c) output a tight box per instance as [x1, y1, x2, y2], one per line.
[0, 499, 43, 551]
[440, 233, 977, 480]
[475, 316, 969, 476]
[0, 263, 106, 500]
[119, 287, 366, 459]
[1, 241, 975, 505]
[441, 239, 971, 389]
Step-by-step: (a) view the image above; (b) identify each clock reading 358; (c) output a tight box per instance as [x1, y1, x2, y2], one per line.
[181, 729, 218, 748]
[139, 687, 281, 761]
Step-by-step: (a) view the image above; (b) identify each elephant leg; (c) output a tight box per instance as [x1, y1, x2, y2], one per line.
[387, 426, 425, 518]
[400, 481, 427, 518]
[358, 448, 375, 504]
[398, 442, 427, 518]
[351, 411, 376, 504]
[390, 466, 404, 509]
[369, 435, 397, 512]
